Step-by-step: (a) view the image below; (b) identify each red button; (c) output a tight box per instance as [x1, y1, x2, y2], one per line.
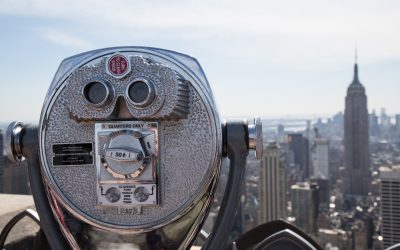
[107, 54, 129, 76]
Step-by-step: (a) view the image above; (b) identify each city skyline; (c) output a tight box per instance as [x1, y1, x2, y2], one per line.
[1, 0, 400, 122]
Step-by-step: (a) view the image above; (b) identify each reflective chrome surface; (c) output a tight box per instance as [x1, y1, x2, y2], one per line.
[6, 47, 266, 250]
[95, 121, 159, 207]
[37, 47, 222, 249]
[248, 117, 263, 159]
[5, 121, 26, 162]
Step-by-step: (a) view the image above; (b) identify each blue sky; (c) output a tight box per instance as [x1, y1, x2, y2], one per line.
[0, 0, 399, 122]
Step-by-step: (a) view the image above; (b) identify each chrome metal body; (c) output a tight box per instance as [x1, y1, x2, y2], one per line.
[5, 47, 265, 250]
[36, 47, 222, 249]
[5, 121, 26, 162]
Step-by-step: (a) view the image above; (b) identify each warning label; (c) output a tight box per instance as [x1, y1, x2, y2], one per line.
[52, 143, 93, 166]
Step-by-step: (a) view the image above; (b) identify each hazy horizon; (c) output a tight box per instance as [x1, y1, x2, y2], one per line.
[0, 0, 399, 122]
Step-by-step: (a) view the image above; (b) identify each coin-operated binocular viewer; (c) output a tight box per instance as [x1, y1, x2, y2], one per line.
[5, 47, 323, 250]
[5, 47, 263, 250]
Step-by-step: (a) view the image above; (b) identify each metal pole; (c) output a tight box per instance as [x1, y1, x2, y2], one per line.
[203, 121, 249, 250]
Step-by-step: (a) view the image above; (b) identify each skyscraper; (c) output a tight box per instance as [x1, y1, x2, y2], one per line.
[277, 124, 285, 143]
[290, 182, 318, 234]
[380, 108, 390, 127]
[288, 133, 310, 180]
[395, 114, 400, 130]
[258, 142, 286, 224]
[380, 166, 400, 248]
[311, 139, 329, 179]
[369, 110, 379, 137]
[344, 60, 370, 196]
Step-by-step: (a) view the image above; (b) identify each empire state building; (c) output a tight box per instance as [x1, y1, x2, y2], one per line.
[344, 60, 370, 196]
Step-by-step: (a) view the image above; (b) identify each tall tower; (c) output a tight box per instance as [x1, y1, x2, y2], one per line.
[290, 182, 318, 234]
[288, 133, 309, 180]
[311, 138, 329, 179]
[344, 57, 370, 196]
[380, 166, 400, 248]
[258, 142, 286, 224]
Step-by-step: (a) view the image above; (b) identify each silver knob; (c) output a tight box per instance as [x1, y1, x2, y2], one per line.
[248, 117, 263, 159]
[6, 121, 26, 162]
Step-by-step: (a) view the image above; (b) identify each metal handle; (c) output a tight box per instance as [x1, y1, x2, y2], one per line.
[5, 122, 70, 250]
[203, 120, 249, 250]
[5, 121, 26, 162]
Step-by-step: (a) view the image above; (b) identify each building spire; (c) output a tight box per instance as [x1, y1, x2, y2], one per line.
[353, 61, 359, 83]
[355, 43, 358, 64]
[352, 45, 360, 84]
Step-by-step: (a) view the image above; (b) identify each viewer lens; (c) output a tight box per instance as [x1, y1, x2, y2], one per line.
[128, 80, 154, 106]
[84, 81, 108, 105]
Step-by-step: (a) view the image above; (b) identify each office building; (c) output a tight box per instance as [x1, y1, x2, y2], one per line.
[277, 124, 285, 143]
[288, 133, 309, 180]
[291, 182, 318, 234]
[344, 61, 370, 196]
[258, 142, 286, 224]
[311, 139, 329, 179]
[380, 166, 400, 248]
[369, 111, 379, 137]
[310, 177, 329, 210]
[395, 114, 400, 130]
[380, 108, 390, 127]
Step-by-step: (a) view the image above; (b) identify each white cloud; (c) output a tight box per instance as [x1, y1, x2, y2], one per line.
[38, 29, 93, 50]
[1, 0, 400, 70]
[1, 0, 399, 118]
